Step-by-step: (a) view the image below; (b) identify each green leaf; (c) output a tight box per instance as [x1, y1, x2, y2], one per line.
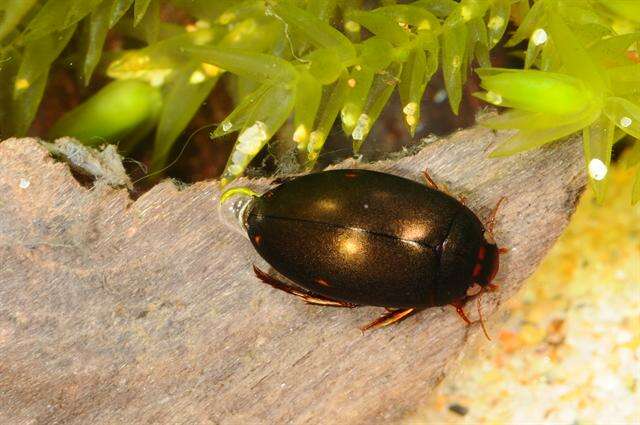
[413, 0, 458, 19]
[341, 65, 374, 135]
[477, 69, 596, 116]
[583, 114, 615, 203]
[506, 0, 544, 47]
[14, 25, 76, 98]
[0, 0, 38, 43]
[107, 29, 218, 85]
[442, 24, 467, 114]
[307, 73, 349, 163]
[186, 46, 296, 84]
[372, 5, 441, 33]
[480, 110, 579, 131]
[151, 63, 220, 170]
[468, 17, 490, 68]
[609, 64, 640, 95]
[213, 0, 264, 25]
[358, 36, 395, 71]
[305, 48, 343, 85]
[138, 0, 160, 43]
[559, 4, 612, 46]
[220, 83, 295, 185]
[511, 0, 530, 24]
[0, 52, 19, 137]
[293, 70, 322, 150]
[266, 0, 355, 62]
[444, 0, 490, 29]
[218, 18, 281, 51]
[625, 141, 640, 168]
[168, 0, 236, 22]
[212, 84, 272, 139]
[589, 33, 640, 68]
[48, 79, 162, 147]
[547, 13, 606, 93]
[81, 0, 114, 85]
[347, 9, 411, 46]
[487, 0, 510, 48]
[12, 74, 47, 136]
[308, 0, 339, 22]
[399, 47, 427, 135]
[134, 0, 152, 26]
[599, 0, 640, 24]
[419, 32, 439, 78]
[524, 32, 544, 70]
[490, 119, 588, 157]
[353, 62, 402, 151]
[23, 0, 103, 42]
[604, 97, 640, 140]
[110, 0, 135, 27]
[539, 36, 560, 71]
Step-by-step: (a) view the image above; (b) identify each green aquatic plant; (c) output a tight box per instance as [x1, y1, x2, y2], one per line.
[474, 0, 640, 203]
[0, 0, 639, 202]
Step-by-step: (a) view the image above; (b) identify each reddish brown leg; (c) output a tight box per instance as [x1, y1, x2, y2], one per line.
[449, 299, 472, 325]
[451, 293, 493, 340]
[253, 265, 357, 308]
[423, 167, 468, 205]
[486, 197, 506, 236]
[361, 308, 417, 332]
[476, 296, 491, 340]
[422, 168, 440, 190]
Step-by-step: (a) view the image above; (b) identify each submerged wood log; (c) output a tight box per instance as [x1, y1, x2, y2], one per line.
[0, 127, 585, 424]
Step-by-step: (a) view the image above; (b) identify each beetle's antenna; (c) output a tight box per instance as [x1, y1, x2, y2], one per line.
[477, 294, 491, 341]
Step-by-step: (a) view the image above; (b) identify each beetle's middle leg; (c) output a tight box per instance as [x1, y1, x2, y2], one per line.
[253, 265, 357, 308]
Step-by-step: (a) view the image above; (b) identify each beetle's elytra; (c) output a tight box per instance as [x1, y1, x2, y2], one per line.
[236, 169, 503, 332]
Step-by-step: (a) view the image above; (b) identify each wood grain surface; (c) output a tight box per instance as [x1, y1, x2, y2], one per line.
[0, 126, 585, 424]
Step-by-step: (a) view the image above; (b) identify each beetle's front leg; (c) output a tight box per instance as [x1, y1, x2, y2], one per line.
[422, 167, 467, 203]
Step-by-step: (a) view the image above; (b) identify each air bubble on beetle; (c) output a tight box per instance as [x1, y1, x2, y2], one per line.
[219, 187, 258, 237]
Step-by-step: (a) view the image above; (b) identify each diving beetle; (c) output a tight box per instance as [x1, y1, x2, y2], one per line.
[222, 169, 505, 334]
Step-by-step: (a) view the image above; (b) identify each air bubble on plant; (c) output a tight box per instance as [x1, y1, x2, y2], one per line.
[620, 117, 632, 128]
[190, 71, 206, 85]
[588, 158, 608, 181]
[531, 28, 548, 46]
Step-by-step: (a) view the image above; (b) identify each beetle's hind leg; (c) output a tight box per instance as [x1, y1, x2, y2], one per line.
[360, 308, 420, 332]
[253, 265, 357, 308]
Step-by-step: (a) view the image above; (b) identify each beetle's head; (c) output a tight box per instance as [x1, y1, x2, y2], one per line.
[475, 240, 500, 287]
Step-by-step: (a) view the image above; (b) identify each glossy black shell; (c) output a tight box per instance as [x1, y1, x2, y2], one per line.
[246, 169, 488, 308]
